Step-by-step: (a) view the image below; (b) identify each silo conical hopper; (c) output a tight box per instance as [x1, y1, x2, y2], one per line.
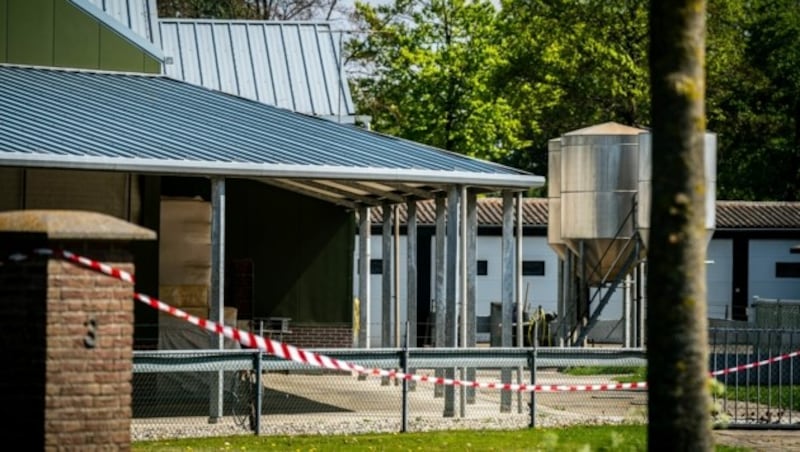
[547, 138, 567, 259]
[560, 122, 647, 285]
[637, 132, 717, 249]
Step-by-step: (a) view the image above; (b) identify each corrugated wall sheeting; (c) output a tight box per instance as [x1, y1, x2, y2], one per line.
[159, 19, 355, 120]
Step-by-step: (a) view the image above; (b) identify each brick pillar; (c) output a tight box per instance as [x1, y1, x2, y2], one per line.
[0, 210, 155, 451]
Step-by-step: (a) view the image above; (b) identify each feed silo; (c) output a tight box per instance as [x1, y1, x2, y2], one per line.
[637, 132, 718, 248]
[559, 122, 647, 285]
[547, 138, 567, 259]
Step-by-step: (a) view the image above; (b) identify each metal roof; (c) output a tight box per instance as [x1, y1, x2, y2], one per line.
[370, 198, 800, 230]
[0, 64, 542, 209]
[158, 19, 356, 122]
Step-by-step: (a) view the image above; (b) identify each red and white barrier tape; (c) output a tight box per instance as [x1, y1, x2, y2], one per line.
[710, 351, 800, 377]
[5, 248, 799, 393]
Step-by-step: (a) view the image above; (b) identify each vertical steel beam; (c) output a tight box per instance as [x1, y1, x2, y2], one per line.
[444, 185, 461, 417]
[406, 199, 418, 348]
[466, 189, 477, 404]
[434, 195, 446, 398]
[501, 190, 514, 412]
[382, 202, 393, 349]
[209, 177, 226, 422]
[516, 192, 524, 347]
[358, 206, 371, 348]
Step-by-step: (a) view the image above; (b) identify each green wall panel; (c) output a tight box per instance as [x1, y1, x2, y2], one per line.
[144, 54, 161, 74]
[54, 0, 99, 69]
[0, 0, 8, 61]
[6, 0, 54, 65]
[227, 179, 354, 324]
[4, 0, 156, 72]
[99, 26, 145, 72]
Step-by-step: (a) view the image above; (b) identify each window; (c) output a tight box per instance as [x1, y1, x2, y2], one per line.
[356, 259, 384, 274]
[776, 262, 800, 278]
[477, 260, 488, 276]
[522, 260, 545, 276]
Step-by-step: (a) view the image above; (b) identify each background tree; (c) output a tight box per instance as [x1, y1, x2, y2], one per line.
[493, 0, 650, 183]
[707, 0, 800, 201]
[347, 0, 524, 161]
[647, 0, 712, 449]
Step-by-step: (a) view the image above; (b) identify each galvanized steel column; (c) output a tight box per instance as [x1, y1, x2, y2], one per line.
[358, 206, 371, 348]
[516, 192, 524, 347]
[382, 202, 393, 349]
[210, 177, 226, 348]
[466, 189, 477, 404]
[406, 199, 418, 347]
[501, 190, 514, 412]
[209, 176, 225, 422]
[444, 185, 461, 417]
[434, 195, 446, 398]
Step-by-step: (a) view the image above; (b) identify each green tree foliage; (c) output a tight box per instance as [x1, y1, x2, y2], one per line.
[493, 0, 650, 178]
[347, 0, 524, 161]
[349, 0, 798, 201]
[707, 0, 800, 201]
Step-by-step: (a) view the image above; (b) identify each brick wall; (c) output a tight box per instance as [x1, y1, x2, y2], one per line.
[0, 239, 136, 450]
[45, 249, 135, 450]
[287, 323, 353, 348]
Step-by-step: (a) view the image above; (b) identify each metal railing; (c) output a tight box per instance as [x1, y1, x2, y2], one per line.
[130, 327, 800, 441]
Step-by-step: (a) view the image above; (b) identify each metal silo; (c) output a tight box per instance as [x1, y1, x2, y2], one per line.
[547, 138, 567, 259]
[560, 122, 647, 285]
[637, 131, 717, 248]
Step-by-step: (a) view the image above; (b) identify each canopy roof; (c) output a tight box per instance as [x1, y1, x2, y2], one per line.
[0, 64, 543, 209]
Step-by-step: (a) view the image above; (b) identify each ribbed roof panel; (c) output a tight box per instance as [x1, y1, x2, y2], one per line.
[368, 199, 800, 230]
[159, 19, 355, 120]
[0, 65, 539, 189]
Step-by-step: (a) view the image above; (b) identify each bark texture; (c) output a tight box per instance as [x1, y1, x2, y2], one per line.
[647, 1, 712, 451]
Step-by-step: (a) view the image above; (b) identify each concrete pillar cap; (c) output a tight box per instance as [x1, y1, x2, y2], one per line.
[0, 210, 156, 240]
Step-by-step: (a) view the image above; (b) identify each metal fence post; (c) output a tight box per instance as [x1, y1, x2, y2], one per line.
[401, 323, 410, 433]
[528, 348, 536, 428]
[254, 350, 263, 435]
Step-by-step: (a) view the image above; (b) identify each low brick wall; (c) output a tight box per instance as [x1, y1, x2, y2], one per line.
[286, 323, 353, 348]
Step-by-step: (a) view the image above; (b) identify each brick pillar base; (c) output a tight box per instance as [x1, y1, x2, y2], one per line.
[0, 211, 155, 451]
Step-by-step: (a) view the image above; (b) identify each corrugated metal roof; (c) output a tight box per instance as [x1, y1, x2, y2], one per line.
[0, 64, 542, 208]
[370, 198, 800, 230]
[158, 19, 356, 121]
[371, 197, 550, 226]
[71, 0, 163, 61]
[716, 201, 800, 229]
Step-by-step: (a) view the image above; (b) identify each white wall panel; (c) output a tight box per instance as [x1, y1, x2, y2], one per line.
[749, 239, 800, 302]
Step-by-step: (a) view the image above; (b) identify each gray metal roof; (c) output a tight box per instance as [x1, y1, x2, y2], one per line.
[0, 65, 542, 209]
[158, 19, 356, 122]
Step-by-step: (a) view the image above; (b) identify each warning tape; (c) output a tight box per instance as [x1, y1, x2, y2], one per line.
[4, 248, 799, 392]
[710, 351, 800, 377]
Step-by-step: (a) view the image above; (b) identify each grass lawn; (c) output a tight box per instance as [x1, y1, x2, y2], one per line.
[132, 424, 749, 451]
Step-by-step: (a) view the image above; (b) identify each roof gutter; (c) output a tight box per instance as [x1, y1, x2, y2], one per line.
[0, 154, 545, 190]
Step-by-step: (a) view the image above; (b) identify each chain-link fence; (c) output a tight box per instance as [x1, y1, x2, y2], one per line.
[709, 328, 800, 427]
[131, 327, 800, 441]
[132, 347, 647, 440]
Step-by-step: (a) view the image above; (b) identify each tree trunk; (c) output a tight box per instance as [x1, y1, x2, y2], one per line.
[647, 1, 712, 451]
